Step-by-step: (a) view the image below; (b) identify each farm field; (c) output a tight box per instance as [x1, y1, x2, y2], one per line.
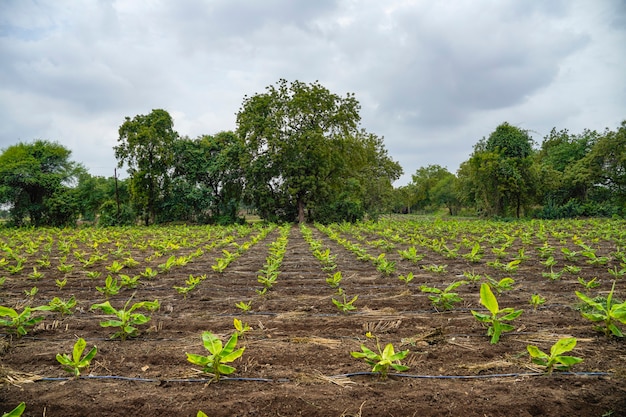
[1, 218, 626, 416]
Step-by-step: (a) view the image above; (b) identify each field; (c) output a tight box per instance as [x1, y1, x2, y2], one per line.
[1, 218, 626, 416]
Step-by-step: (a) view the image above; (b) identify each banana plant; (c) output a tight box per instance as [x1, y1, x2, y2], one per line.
[0, 305, 46, 337]
[186, 331, 245, 382]
[351, 332, 409, 380]
[575, 281, 626, 337]
[420, 280, 467, 311]
[90, 297, 160, 341]
[471, 283, 523, 344]
[527, 337, 583, 374]
[56, 337, 98, 378]
[1, 402, 25, 417]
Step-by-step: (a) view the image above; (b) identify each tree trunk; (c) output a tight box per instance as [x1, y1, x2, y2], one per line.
[297, 198, 305, 223]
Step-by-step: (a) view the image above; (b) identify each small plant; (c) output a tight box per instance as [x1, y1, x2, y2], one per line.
[40, 296, 77, 316]
[542, 268, 563, 281]
[561, 247, 580, 262]
[105, 260, 125, 274]
[563, 265, 582, 274]
[158, 255, 177, 273]
[326, 271, 342, 288]
[422, 264, 447, 274]
[24, 286, 38, 299]
[420, 280, 467, 311]
[398, 246, 424, 263]
[0, 305, 45, 337]
[398, 272, 415, 285]
[471, 283, 523, 344]
[332, 292, 358, 313]
[527, 337, 583, 374]
[186, 331, 245, 382]
[119, 274, 141, 289]
[28, 267, 44, 280]
[235, 300, 252, 313]
[140, 267, 158, 279]
[513, 248, 530, 261]
[462, 242, 483, 263]
[96, 275, 122, 299]
[56, 337, 98, 378]
[86, 271, 102, 280]
[541, 256, 557, 269]
[529, 294, 546, 311]
[55, 277, 68, 289]
[374, 254, 396, 276]
[578, 276, 600, 290]
[608, 265, 626, 279]
[575, 281, 626, 337]
[57, 262, 74, 274]
[90, 297, 160, 341]
[350, 332, 409, 380]
[2, 402, 25, 417]
[485, 276, 515, 294]
[233, 318, 252, 337]
[462, 270, 482, 282]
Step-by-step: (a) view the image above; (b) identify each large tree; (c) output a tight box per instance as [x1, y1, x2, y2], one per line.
[458, 122, 538, 217]
[0, 140, 83, 226]
[168, 131, 244, 224]
[237, 79, 399, 223]
[114, 109, 178, 225]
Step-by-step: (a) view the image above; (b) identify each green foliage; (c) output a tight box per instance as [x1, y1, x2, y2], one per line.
[350, 333, 409, 380]
[577, 276, 600, 290]
[529, 294, 546, 311]
[575, 281, 626, 337]
[398, 246, 424, 263]
[96, 275, 121, 299]
[235, 300, 252, 313]
[0, 305, 45, 337]
[39, 296, 77, 316]
[0, 140, 82, 227]
[56, 337, 98, 378]
[527, 337, 583, 373]
[326, 271, 343, 288]
[332, 292, 358, 313]
[186, 331, 245, 382]
[115, 109, 178, 225]
[420, 281, 467, 311]
[471, 283, 523, 344]
[233, 318, 251, 337]
[90, 297, 159, 341]
[398, 272, 415, 285]
[237, 79, 401, 223]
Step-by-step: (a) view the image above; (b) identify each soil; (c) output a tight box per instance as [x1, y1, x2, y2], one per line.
[1, 221, 625, 417]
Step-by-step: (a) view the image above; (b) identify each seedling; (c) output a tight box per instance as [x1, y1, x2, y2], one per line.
[105, 260, 124, 274]
[0, 305, 45, 337]
[529, 294, 546, 311]
[140, 267, 158, 279]
[561, 247, 580, 262]
[119, 274, 141, 289]
[332, 292, 358, 313]
[158, 255, 177, 273]
[57, 263, 74, 274]
[471, 283, 523, 344]
[326, 271, 342, 288]
[56, 337, 98, 378]
[233, 318, 252, 337]
[90, 297, 160, 340]
[86, 271, 102, 280]
[235, 300, 252, 313]
[186, 331, 245, 382]
[24, 287, 38, 299]
[563, 265, 582, 274]
[398, 246, 424, 263]
[485, 276, 515, 294]
[578, 277, 600, 290]
[55, 278, 68, 289]
[351, 332, 409, 380]
[374, 254, 396, 276]
[527, 337, 583, 373]
[398, 272, 415, 285]
[462, 242, 483, 263]
[542, 268, 563, 281]
[96, 275, 122, 299]
[575, 281, 626, 337]
[462, 270, 482, 282]
[608, 265, 626, 279]
[420, 280, 467, 311]
[39, 296, 77, 316]
[422, 264, 447, 274]
[541, 256, 557, 268]
[1, 402, 25, 417]
[28, 267, 44, 280]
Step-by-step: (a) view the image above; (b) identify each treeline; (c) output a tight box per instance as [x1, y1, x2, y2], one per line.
[1, 78, 624, 227]
[394, 121, 626, 219]
[0, 80, 402, 227]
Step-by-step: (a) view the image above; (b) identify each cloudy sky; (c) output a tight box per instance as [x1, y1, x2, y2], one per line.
[1, 0, 625, 185]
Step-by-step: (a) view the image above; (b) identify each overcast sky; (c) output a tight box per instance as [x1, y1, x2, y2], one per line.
[1, 0, 625, 185]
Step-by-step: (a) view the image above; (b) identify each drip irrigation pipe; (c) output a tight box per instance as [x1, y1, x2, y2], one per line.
[34, 371, 612, 384]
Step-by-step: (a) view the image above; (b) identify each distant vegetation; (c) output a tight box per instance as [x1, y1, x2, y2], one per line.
[0, 79, 624, 227]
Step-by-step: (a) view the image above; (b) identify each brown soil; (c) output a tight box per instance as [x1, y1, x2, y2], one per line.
[1, 222, 625, 417]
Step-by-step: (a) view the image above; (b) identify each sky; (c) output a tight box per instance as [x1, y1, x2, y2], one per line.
[1, 0, 625, 186]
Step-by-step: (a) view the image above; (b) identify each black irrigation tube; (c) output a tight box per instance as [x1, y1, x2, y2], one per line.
[34, 371, 613, 384]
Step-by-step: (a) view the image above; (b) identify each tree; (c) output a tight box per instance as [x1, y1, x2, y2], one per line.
[458, 123, 538, 217]
[237, 79, 399, 223]
[0, 140, 83, 226]
[409, 165, 454, 212]
[114, 109, 178, 225]
[168, 132, 244, 224]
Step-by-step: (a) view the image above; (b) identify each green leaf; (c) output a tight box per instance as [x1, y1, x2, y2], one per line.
[202, 332, 223, 355]
[90, 302, 118, 315]
[550, 337, 576, 356]
[222, 333, 239, 355]
[526, 345, 547, 360]
[73, 338, 87, 363]
[221, 347, 245, 363]
[480, 283, 499, 315]
[186, 353, 210, 367]
[557, 355, 583, 366]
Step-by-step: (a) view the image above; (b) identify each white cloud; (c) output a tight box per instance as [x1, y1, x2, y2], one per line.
[1, 0, 624, 185]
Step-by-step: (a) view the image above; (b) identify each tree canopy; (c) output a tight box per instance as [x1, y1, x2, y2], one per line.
[0, 140, 83, 226]
[237, 79, 401, 223]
